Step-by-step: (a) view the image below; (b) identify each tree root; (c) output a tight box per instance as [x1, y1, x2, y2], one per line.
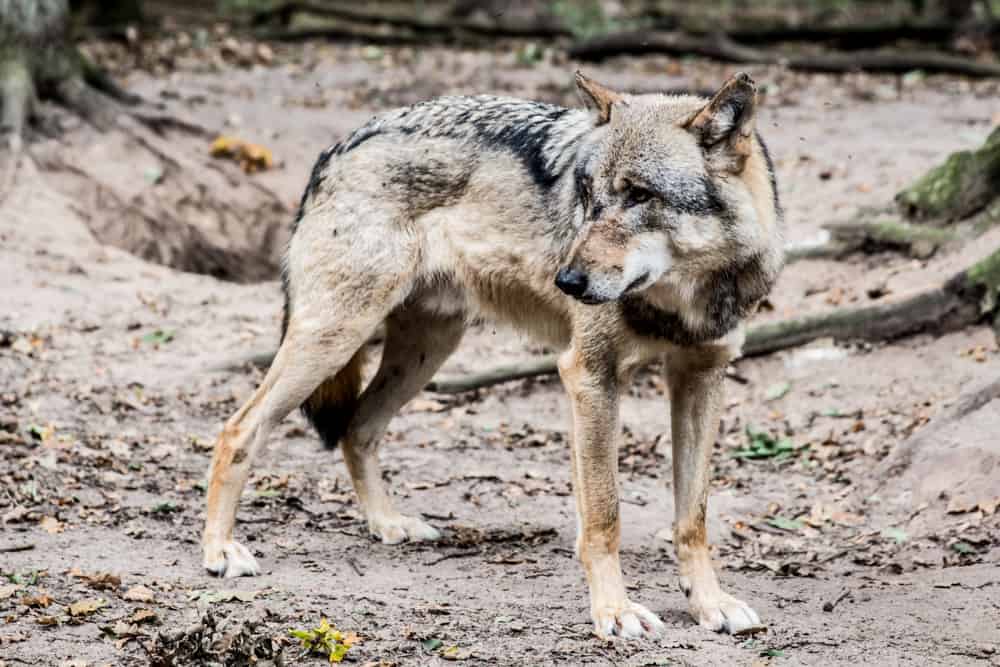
[783, 218, 962, 263]
[417, 248, 1000, 394]
[251, 0, 570, 43]
[569, 31, 1000, 78]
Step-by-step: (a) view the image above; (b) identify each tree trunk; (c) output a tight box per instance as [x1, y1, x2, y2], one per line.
[0, 0, 289, 282]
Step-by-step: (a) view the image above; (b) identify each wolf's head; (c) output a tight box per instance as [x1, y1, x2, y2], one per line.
[556, 72, 782, 324]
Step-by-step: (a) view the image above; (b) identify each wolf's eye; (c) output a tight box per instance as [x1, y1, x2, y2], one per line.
[624, 184, 653, 207]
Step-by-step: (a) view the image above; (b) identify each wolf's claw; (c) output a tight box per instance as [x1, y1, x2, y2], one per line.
[203, 540, 260, 578]
[369, 514, 441, 545]
[593, 601, 665, 640]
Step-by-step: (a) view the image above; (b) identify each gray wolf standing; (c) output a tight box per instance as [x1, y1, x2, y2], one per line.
[201, 71, 783, 639]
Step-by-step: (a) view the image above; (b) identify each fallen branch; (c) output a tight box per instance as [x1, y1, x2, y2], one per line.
[783, 218, 961, 263]
[569, 31, 1000, 78]
[822, 218, 961, 259]
[426, 248, 1000, 393]
[425, 356, 560, 393]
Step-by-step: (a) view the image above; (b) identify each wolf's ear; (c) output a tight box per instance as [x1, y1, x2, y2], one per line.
[575, 71, 624, 125]
[682, 72, 757, 172]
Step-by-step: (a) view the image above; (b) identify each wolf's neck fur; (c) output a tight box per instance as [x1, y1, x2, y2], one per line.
[620, 250, 776, 346]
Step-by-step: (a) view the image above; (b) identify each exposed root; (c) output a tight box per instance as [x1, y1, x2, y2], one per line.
[80, 53, 141, 106]
[53, 75, 121, 130]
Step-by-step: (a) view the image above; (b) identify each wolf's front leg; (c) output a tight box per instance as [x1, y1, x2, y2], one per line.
[558, 346, 665, 640]
[665, 347, 761, 633]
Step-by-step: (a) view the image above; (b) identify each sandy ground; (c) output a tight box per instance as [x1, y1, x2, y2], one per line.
[1, 41, 999, 666]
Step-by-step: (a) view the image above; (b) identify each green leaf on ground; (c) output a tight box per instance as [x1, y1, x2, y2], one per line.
[951, 541, 976, 555]
[142, 329, 175, 345]
[765, 381, 791, 401]
[766, 517, 804, 532]
[882, 527, 909, 544]
[149, 501, 178, 514]
[731, 427, 800, 461]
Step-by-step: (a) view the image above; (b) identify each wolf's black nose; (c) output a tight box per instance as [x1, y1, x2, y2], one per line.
[555, 267, 588, 297]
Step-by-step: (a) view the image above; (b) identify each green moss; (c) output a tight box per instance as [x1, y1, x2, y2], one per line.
[896, 128, 1000, 223]
[897, 151, 971, 220]
[967, 249, 1000, 290]
[866, 219, 958, 246]
[965, 249, 1000, 316]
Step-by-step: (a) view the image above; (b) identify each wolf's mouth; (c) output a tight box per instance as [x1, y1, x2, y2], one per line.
[624, 271, 650, 295]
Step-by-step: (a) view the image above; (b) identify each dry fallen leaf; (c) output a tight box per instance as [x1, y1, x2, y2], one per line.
[408, 398, 449, 413]
[123, 585, 155, 603]
[106, 620, 143, 638]
[39, 516, 64, 534]
[979, 497, 999, 516]
[3, 507, 31, 524]
[21, 593, 54, 608]
[68, 598, 106, 617]
[70, 569, 121, 591]
[128, 608, 157, 624]
[0, 584, 19, 600]
[947, 497, 977, 515]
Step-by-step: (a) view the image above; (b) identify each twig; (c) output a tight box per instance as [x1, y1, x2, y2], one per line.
[345, 555, 364, 577]
[0, 543, 36, 553]
[423, 549, 482, 566]
[822, 588, 851, 612]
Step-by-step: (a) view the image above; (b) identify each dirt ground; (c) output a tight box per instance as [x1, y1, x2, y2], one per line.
[1, 38, 999, 667]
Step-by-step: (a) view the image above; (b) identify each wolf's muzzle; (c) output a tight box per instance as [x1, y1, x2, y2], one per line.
[555, 267, 588, 298]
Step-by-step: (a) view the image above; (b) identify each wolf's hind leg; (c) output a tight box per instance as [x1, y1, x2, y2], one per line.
[202, 319, 377, 577]
[342, 306, 464, 544]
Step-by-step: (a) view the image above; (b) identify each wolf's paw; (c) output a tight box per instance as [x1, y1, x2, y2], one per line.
[369, 513, 441, 545]
[203, 540, 260, 578]
[592, 601, 665, 640]
[688, 589, 761, 634]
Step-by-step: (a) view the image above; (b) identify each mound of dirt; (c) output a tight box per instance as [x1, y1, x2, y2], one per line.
[874, 378, 1000, 519]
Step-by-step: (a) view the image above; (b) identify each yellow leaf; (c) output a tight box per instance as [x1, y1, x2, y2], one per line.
[210, 135, 241, 157]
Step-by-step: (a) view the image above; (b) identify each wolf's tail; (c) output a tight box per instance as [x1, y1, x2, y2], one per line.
[300, 347, 367, 449]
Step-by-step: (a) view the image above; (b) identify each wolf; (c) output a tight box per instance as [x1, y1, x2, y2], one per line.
[201, 71, 783, 639]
